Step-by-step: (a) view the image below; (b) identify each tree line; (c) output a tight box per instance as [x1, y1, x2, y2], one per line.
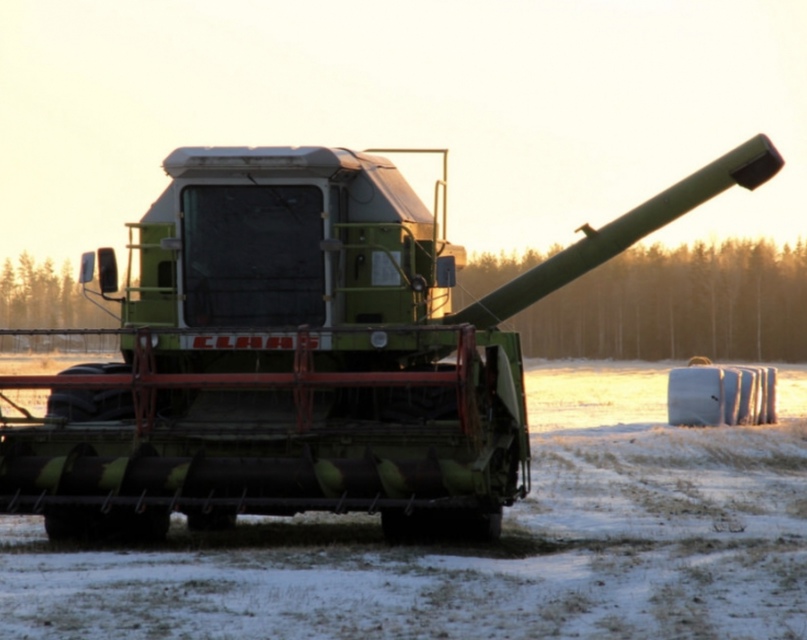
[2, 239, 806, 361]
[454, 237, 807, 363]
[0, 253, 118, 331]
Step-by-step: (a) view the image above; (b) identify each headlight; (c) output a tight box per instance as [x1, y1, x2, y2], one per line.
[138, 333, 159, 349]
[370, 331, 388, 349]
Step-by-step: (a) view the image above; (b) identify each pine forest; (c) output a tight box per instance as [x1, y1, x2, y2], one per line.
[1, 238, 806, 362]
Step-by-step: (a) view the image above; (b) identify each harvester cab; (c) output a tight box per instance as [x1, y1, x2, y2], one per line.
[0, 136, 784, 544]
[118, 147, 465, 332]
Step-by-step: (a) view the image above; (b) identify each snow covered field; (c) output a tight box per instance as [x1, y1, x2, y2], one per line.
[3, 359, 807, 640]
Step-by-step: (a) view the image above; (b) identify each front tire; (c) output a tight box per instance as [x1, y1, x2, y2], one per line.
[186, 511, 238, 532]
[44, 507, 170, 543]
[381, 507, 502, 544]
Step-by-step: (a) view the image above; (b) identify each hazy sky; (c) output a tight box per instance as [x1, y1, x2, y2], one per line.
[1, 0, 805, 271]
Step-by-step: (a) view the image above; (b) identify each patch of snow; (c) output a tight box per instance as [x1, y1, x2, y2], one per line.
[2, 360, 807, 639]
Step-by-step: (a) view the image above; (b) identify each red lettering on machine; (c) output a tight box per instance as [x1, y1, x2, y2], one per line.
[190, 335, 319, 349]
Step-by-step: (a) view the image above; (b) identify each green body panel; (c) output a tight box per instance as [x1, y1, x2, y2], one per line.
[124, 223, 178, 327]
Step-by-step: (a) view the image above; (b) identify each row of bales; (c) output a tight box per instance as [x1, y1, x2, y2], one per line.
[668, 360, 777, 426]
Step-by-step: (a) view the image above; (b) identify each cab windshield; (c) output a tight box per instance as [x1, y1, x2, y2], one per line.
[181, 185, 324, 327]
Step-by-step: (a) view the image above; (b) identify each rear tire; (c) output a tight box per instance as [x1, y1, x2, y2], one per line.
[46, 363, 134, 422]
[379, 373, 459, 423]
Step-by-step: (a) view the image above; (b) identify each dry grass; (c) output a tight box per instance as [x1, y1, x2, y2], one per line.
[787, 499, 807, 519]
[650, 582, 718, 639]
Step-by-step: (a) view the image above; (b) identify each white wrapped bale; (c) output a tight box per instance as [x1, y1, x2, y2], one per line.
[668, 367, 724, 426]
[765, 367, 778, 423]
[721, 367, 742, 426]
[754, 367, 768, 424]
[734, 367, 760, 425]
[669, 363, 778, 428]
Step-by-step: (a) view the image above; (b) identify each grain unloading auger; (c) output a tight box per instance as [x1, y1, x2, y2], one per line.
[0, 135, 783, 542]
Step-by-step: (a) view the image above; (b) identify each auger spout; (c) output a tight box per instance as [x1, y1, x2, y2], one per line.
[446, 134, 784, 329]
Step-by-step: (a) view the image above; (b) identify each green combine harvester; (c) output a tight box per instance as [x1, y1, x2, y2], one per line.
[0, 135, 784, 542]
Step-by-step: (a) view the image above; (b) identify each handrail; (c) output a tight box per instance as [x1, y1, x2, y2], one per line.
[332, 222, 420, 287]
[124, 222, 178, 326]
[363, 148, 449, 289]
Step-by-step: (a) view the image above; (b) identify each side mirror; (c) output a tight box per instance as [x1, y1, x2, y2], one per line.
[436, 255, 456, 288]
[79, 252, 95, 284]
[98, 248, 119, 293]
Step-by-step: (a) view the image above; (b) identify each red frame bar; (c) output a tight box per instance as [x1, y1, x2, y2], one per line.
[0, 326, 475, 435]
[0, 370, 458, 390]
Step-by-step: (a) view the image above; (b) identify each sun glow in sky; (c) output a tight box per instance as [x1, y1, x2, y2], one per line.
[1, 0, 805, 271]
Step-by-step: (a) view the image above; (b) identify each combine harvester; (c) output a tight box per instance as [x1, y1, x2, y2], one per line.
[0, 135, 784, 542]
